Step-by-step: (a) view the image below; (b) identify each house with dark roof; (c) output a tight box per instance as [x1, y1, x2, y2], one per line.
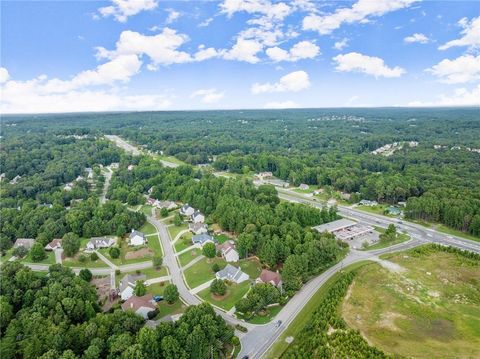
[216, 264, 249, 284]
[86, 237, 115, 250]
[192, 233, 216, 247]
[129, 230, 146, 246]
[256, 269, 282, 289]
[180, 204, 195, 216]
[121, 294, 156, 319]
[45, 239, 62, 251]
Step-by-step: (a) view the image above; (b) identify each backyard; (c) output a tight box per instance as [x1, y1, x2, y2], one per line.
[198, 280, 251, 311]
[183, 257, 227, 289]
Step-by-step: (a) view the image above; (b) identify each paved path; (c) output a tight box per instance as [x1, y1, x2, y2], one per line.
[175, 244, 197, 256]
[181, 254, 204, 271]
[100, 167, 113, 204]
[190, 278, 215, 294]
[54, 249, 63, 264]
[110, 271, 116, 289]
[145, 232, 159, 237]
[145, 275, 172, 285]
[95, 250, 117, 269]
[172, 229, 189, 244]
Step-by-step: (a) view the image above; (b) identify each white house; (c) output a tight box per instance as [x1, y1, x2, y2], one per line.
[87, 237, 115, 250]
[217, 241, 239, 263]
[119, 273, 146, 301]
[157, 201, 177, 210]
[216, 264, 249, 284]
[13, 238, 35, 250]
[190, 210, 205, 224]
[299, 183, 309, 190]
[64, 183, 74, 191]
[129, 230, 146, 246]
[180, 204, 195, 217]
[9, 175, 21, 185]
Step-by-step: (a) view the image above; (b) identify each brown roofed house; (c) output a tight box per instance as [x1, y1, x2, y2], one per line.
[257, 269, 282, 289]
[13, 238, 35, 250]
[121, 294, 156, 319]
[45, 239, 62, 251]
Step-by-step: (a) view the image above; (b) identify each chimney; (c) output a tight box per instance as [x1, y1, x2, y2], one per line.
[130, 303, 133, 308]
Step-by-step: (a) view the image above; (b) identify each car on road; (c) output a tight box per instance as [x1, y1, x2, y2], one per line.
[153, 295, 164, 302]
[275, 320, 282, 328]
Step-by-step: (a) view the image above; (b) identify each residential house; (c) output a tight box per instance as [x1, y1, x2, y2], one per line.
[385, 206, 402, 216]
[9, 175, 21, 185]
[148, 187, 154, 195]
[254, 172, 273, 180]
[256, 269, 282, 289]
[299, 183, 309, 190]
[192, 233, 217, 247]
[180, 204, 195, 217]
[85, 167, 94, 179]
[119, 273, 146, 301]
[76, 175, 84, 182]
[217, 241, 239, 263]
[86, 237, 115, 250]
[359, 199, 378, 206]
[216, 264, 249, 284]
[398, 201, 407, 207]
[121, 294, 156, 319]
[157, 201, 177, 210]
[129, 230, 146, 246]
[341, 192, 351, 200]
[13, 238, 35, 250]
[64, 183, 74, 191]
[127, 164, 135, 171]
[45, 239, 62, 251]
[147, 198, 157, 206]
[189, 222, 208, 235]
[190, 210, 205, 224]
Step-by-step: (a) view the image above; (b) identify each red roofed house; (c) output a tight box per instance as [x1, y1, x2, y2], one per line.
[121, 294, 156, 319]
[256, 269, 282, 289]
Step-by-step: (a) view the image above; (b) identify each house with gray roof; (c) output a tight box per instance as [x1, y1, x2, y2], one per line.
[129, 229, 146, 246]
[192, 233, 216, 247]
[180, 204, 195, 216]
[13, 238, 35, 250]
[119, 273, 146, 301]
[86, 237, 115, 250]
[189, 222, 208, 235]
[216, 264, 249, 284]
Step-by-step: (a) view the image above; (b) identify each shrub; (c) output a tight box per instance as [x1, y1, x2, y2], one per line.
[147, 309, 158, 320]
[231, 336, 240, 346]
[202, 242, 216, 258]
[212, 263, 221, 272]
[12, 246, 28, 258]
[109, 246, 120, 259]
[153, 256, 163, 269]
[79, 268, 92, 282]
[164, 284, 179, 304]
[30, 242, 47, 262]
[134, 280, 147, 296]
[235, 324, 248, 333]
[210, 279, 227, 296]
[160, 208, 169, 217]
[90, 252, 99, 261]
[78, 254, 87, 263]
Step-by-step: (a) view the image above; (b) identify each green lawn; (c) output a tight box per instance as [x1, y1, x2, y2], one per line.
[63, 252, 110, 268]
[21, 250, 56, 265]
[99, 238, 153, 266]
[363, 227, 410, 250]
[168, 223, 188, 240]
[183, 257, 227, 289]
[178, 248, 201, 267]
[140, 205, 154, 216]
[214, 234, 230, 244]
[240, 305, 283, 324]
[198, 281, 251, 311]
[155, 299, 187, 319]
[116, 267, 168, 286]
[139, 222, 157, 235]
[154, 154, 187, 166]
[174, 233, 193, 253]
[238, 259, 262, 279]
[147, 235, 163, 256]
[266, 261, 371, 359]
[434, 223, 480, 242]
[0, 249, 14, 265]
[146, 282, 169, 296]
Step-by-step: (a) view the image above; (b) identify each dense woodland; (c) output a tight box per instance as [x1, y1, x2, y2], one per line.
[3, 108, 479, 236]
[0, 263, 234, 359]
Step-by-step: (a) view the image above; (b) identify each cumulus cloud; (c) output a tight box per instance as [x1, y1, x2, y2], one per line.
[251, 70, 310, 94]
[408, 84, 480, 107]
[98, 0, 158, 22]
[439, 16, 480, 50]
[404, 33, 429, 44]
[0, 67, 9, 83]
[198, 17, 213, 27]
[190, 88, 224, 103]
[427, 54, 480, 84]
[263, 100, 299, 109]
[333, 52, 406, 78]
[303, 0, 418, 34]
[222, 38, 264, 63]
[333, 38, 349, 50]
[165, 8, 181, 24]
[266, 40, 320, 62]
[220, 0, 292, 21]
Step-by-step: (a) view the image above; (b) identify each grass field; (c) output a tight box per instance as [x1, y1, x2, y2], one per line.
[198, 281, 251, 311]
[183, 257, 227, 289]
[63, 253, 110, 268]
[342, 249, 480, 358]
[139, 205, 154, 216]
[240, 305, 283, 324]
[363, 226, 410, 250]
[147, 235, 163, 256]
[178, 248, 201, 267]
[214, 234, 230, 244]
[174, 233, 193, 253]
[21, 250, 56, 265]
[168, 223, 188, 240]
[116, 267, 168, 286]
[238, 258, 262, 278]
[139, 222, 157, 235]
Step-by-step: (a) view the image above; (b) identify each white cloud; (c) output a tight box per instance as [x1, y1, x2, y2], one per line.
[0, 75, 171, 114]
[98, 0, 158, 22]
[404, 33, 429, 44]
[190, 88, 225, 103]
[439, 16, 480, 50]
[266, 40, 319, 62]
[0, 67, 9, 83]
[303, 0, 418, 34]
[427, 54, 480, 84]
[333, 52, 406, 78]
[194, 46, 219, 61]
[263, 100, 299, 109]
[251, 70, 310, 94]
[408, 85, 480, 107]
[165, 8, 181, 24]
[333, 38, 349, 50]
[222, 38, 263, 63]
[220, 0, 291, 21]
[98, 28, 192, 68]
[198, 17, 213, 27]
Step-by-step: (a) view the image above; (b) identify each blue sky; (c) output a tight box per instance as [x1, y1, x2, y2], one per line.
[1, 0, 479, 113]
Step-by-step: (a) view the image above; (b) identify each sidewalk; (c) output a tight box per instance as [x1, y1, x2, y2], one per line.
[95, 250, 118, 270]
[181, 255, 205, 270]
[190, 278, 215, 294]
